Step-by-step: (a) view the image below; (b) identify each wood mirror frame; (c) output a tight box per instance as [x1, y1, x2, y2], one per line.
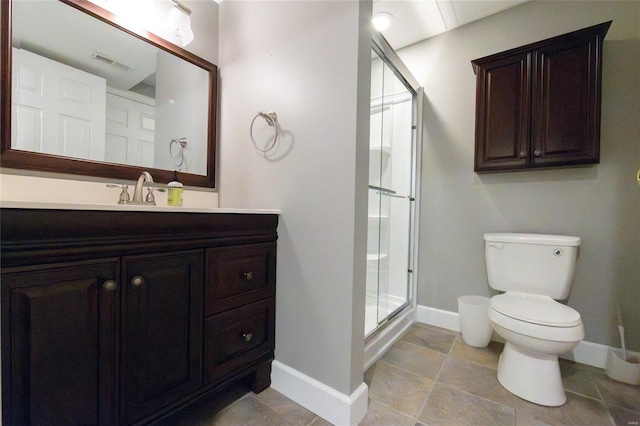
[0, 0, 217, 188]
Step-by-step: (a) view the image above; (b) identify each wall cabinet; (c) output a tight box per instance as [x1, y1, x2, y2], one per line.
[472, 21, 611, 172]
[1, 208, 278, 425]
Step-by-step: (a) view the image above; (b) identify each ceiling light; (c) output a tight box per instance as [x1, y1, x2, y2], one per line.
[164, 0, 194, 47]
[373, 12, 394, 31]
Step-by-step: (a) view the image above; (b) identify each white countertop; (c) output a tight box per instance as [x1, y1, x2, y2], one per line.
[0, 201, 281, 215]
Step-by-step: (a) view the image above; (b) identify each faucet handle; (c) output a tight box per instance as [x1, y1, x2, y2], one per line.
[107, 184, 130, 204]
[146, 188, 155, 204]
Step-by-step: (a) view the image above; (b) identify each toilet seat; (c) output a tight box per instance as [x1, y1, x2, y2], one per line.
[490, 291, 581, 326]
[489, 292, 584, 342]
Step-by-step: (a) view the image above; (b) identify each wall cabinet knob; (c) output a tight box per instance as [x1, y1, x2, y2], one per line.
[534, 150, 541, 157]
[519, 151, 527, 158]
[243, 271, 253, 280]
[131, 276, 144, 287]
[103, 280, 117, 291]
[242, 333, 253, 342]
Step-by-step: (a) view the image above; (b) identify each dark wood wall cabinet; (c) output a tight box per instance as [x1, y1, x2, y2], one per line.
[0, 208, 278, 425]
[471, 21, 611, 172]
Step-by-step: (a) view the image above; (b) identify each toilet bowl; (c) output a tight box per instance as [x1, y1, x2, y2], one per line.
[488, 291, 584, 406]
[483, 233, 583, 407]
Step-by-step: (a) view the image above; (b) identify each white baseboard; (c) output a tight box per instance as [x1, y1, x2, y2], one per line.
[364, 306, 416, 371]
[416, 304, 615, 369]
[270, 360, 368, 426]
[416, 304, 460, 332]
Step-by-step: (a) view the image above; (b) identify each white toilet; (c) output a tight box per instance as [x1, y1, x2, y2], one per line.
[484, 233, 584, 407]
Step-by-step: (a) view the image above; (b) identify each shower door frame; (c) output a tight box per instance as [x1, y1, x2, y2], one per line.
[364, 31, 423, 363]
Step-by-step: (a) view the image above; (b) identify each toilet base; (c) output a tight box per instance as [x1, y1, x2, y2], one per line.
[497, 342, 566, 406]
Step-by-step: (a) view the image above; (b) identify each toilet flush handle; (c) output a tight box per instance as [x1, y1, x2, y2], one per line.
[487, 242, 503, 249]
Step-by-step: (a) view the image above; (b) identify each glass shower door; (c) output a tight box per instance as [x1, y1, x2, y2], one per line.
[366, 49, 415, 336]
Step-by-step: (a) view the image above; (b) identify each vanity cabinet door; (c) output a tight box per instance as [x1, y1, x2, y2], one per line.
[120, 250, 204, 424]
[1, 260, 119, 426]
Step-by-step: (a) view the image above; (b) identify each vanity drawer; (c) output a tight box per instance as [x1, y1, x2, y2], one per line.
[203, 297, 275, 385]
[205, 243, 276, 315]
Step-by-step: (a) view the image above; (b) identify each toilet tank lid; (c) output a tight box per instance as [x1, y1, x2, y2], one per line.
[484, 233, 581, 246]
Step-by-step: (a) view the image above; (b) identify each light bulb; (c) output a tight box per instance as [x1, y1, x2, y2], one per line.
[373, 12, 394, 31]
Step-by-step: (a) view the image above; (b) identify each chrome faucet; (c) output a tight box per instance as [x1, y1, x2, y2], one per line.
[133, 171, 156, 204]
[106, 171, 167, 205]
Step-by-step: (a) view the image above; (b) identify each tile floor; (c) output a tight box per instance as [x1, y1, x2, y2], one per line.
[160, 323, 640, 425]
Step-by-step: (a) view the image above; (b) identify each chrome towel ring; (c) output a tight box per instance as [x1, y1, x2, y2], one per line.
[170, 137, 187, 169]
[250, 111, 278, 152]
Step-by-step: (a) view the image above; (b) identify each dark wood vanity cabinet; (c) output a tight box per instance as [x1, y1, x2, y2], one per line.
[472, 21, 611, 172]
[121, 251, 204, 424]
[2, 260, 119, 425]
[1, 208, 278, 425]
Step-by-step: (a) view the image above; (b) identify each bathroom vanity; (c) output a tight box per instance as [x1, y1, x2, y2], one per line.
[0, 204, 278, 425]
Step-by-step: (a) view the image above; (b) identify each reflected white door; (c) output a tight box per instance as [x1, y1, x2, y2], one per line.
[12, 48, 106, 160]
[105, 90, 155, 167]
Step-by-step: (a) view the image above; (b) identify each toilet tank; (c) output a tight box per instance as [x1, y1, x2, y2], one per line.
[484, 233, 581, 299]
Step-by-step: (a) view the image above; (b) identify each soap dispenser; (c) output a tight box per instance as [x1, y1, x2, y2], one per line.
[167, 171, 183, 206]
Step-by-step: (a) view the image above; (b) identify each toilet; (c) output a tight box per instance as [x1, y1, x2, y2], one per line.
[484, 233, 584, 407]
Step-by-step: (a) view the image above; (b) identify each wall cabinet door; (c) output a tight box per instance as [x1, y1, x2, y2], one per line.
[472, 21, 610, 172]
[120, 250, 204, 424]
[531, 37, 602, 166]
[474, 52, 531, 171]
[1, 260, 118, 425]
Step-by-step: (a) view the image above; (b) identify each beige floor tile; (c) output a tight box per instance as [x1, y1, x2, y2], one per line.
[380, 340, 447, 380]
[210, 395, 295, 425]
[309, 416, 334, 426]
[437, 357, 518, 408]
[449, 336, 503, 369]
[400, 324, 457, 354]
[419, 383, 514, 426]
[608, 404, 640, 426]
[367, 361, 434, 418]
[593, 370, 640, 412]
[559, 360, 601, 400]
[253, 387, 318, 426]
[515, 391, 614, 426]
[358, 399, 414, 426]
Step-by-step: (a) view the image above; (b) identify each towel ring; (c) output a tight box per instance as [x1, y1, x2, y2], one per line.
[170, 137, 187, 169]
[250, 111, 278, 152]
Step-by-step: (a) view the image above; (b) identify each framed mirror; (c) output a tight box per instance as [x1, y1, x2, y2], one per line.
[1, 0, 217, 188]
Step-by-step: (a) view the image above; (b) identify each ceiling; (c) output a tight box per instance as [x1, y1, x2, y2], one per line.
[373, 0, 528, 49]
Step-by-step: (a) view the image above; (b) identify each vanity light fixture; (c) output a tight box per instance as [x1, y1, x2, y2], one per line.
[165, 0, 194, 47]
[372, 12, 394, 31]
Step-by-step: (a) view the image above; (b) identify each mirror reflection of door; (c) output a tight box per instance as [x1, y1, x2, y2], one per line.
[12, 48, 106, 159]
[105, 89, 156, 168]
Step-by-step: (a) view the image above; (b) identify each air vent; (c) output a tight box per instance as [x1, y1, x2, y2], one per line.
[91, 52, 133, 72]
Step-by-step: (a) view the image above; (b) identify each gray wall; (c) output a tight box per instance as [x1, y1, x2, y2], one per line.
[399, 1, 640, 350]
[217, 1, 371, 395]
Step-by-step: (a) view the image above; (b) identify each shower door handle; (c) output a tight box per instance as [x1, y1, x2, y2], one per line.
[369, 185, 414, 201]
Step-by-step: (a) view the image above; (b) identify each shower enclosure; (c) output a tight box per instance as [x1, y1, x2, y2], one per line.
[365, 33, 421, 346]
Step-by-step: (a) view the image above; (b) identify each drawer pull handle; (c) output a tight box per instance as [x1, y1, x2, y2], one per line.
[103, 280, 117, 291]
[242, 333, 253, 342]
[131, 276, 145, 287]
[243, 271, 253, 280]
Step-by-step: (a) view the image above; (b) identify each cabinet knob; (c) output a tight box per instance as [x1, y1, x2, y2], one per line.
[534, 150, 541, 157]
[242, 333, 253, 342]
[519, 151, 527, 158]
[131, 276, 145, 287]
[243, 271, 253, 281]
[103, 280, 117, 291]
